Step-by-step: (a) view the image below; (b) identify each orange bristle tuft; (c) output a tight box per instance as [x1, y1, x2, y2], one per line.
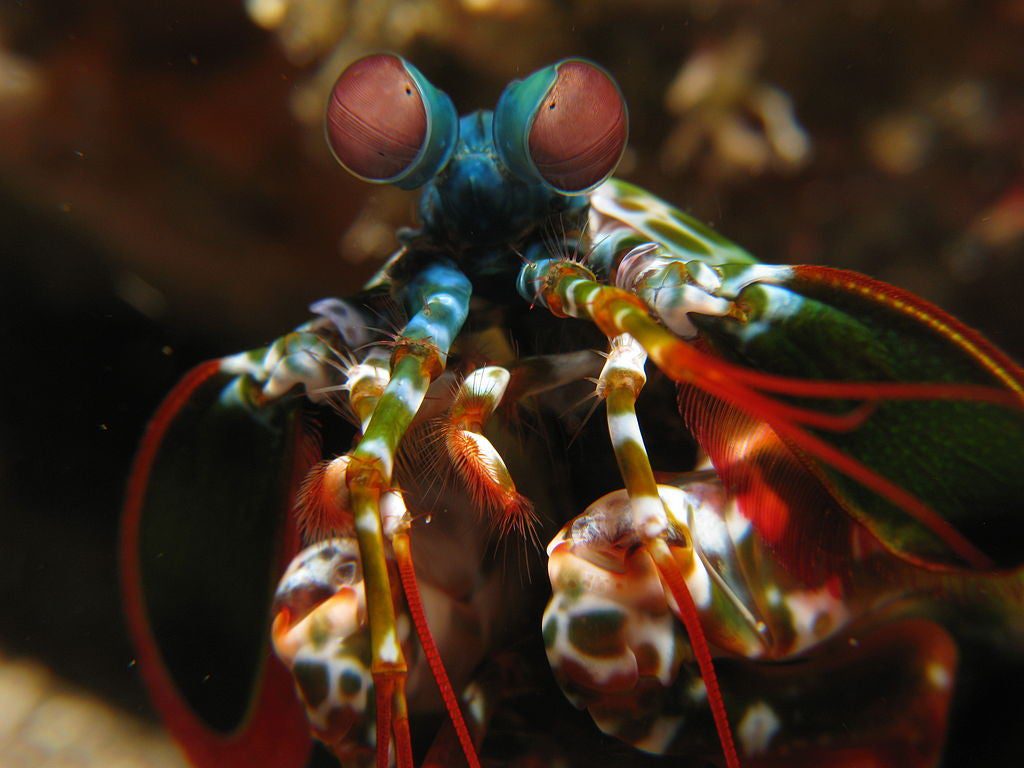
[443, 423, 537, 540]
[295, 456, 355, 540]
[496, 492, 540, 545]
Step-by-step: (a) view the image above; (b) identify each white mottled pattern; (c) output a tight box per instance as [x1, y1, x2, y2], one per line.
[352, 436, 393, 480]
[686, 677, 707, 702]
[680, 549, 712, 610]
[347, 362, 390, 393]
[629, 612, 679, 686]
[606, 409, 644, 447]
[379, 490, 408, 539]
[220, 349, 263, 376]
[543, 596, 639, 688]
[648, 282, 732, 339]
[463, 681, 486, 726]
[462, 366, 510, 405]
[612, 307, 634, 328]
[688, 260, 722, 292]
[600, 334, 647, 385]
[927, 662, 951, 690]
[718, 264, 794, 298]
[615, 242, 665, 290]
[633, 495, 669, 541]
[724, 501, 752, 542]
[691, 502, 730, 557]
[784, 585, 850, 652]
[385, 373, 428, 411]
[737, 701, 781, 757]
[378, 627, 401, 664]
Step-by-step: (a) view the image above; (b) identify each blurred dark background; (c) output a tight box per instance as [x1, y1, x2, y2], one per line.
[1, 0, 1022, 765]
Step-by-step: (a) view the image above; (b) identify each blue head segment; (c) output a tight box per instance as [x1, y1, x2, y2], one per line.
[326, 54, 458, 190]
[493, 59, 628, 195]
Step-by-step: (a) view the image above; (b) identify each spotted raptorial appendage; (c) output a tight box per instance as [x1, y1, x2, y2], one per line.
[542, 491, 690, 754]
[271, 539, 413, 767]
[544, 478, 964, 765]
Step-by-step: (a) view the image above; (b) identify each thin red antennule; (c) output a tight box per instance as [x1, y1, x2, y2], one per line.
[685, 365, 995, 569]
[373, 673, 413, 768]
[393, 678, 414, 768]
[375, 673, 394, 768]
[646, 539, 741, 768]
[393, 532, 482, 768]
[624, 317, 998, 569]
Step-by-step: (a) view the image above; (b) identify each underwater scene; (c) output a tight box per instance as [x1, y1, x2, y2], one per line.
[2, 2, 1023, 767]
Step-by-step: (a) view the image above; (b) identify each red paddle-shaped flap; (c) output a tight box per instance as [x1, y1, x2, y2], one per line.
[121, 360, 315, 768]
[689, 265, 1024, 570]
[678, 382, 859, 587]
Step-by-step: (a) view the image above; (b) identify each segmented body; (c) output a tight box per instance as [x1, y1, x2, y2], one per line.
[123, 55, 1024, 768]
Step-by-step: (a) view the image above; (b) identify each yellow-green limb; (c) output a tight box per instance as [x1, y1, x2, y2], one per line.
[345, 260, 472, 768]
[599, 336, 665, 539]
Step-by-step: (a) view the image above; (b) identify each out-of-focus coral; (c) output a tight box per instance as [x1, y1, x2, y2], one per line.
[865, 79, 996, 176]
[0, 652, 187, 768]
[660, 30, 810, 177]
[0, 47, 44, 119]
[970, 182, 1024, 250]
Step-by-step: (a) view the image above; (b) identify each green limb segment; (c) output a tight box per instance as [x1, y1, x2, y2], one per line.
[589, 178, 757, 268]
[595, 239, 1024, 570]
[344, 260, 471, 765]
[293, 348, 393, 541]
[598, 336, 665, 539]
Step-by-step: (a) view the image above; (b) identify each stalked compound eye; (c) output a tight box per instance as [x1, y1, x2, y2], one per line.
[326, 53, 458, 190]
[494, 59, 628, 195]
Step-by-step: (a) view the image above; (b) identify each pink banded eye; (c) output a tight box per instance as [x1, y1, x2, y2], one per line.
[527, 61, 627, 192]
[326, 54, 427, 182]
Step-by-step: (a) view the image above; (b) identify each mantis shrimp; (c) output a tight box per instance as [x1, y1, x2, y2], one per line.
[122, 54, 1024, 767]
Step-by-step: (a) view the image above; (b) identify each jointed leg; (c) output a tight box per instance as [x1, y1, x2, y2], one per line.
[344, 261, 472, 767]
[595, 334, 741, 768]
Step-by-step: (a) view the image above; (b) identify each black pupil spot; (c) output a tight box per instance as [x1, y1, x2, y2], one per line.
[405, 86, 412, 95]
[549, 102, 556, 109]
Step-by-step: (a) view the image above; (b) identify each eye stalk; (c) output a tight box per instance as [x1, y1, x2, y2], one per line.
[494, 59, 628, 195]
[326, 53, 458, 190]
